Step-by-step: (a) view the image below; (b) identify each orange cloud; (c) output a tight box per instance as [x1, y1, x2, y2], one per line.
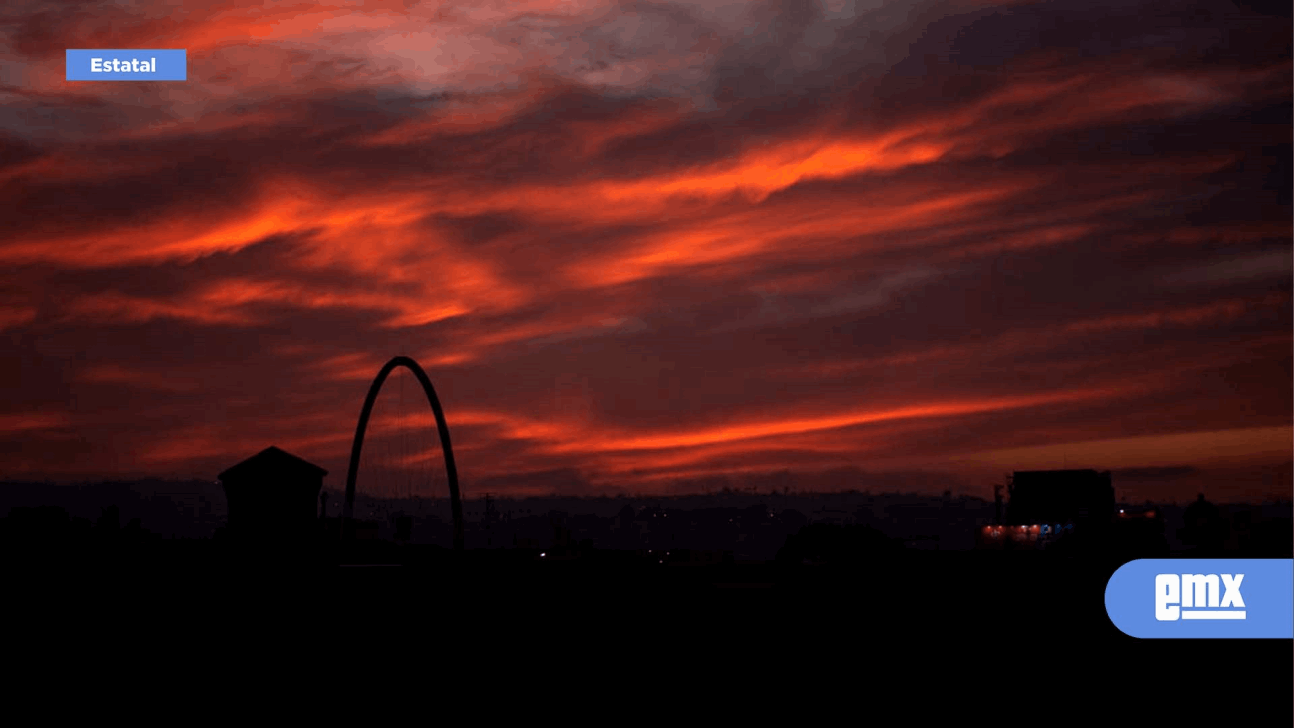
[957, 426, 1293, 471]
[78, 365, 202, 393]
[553, 386, 1139, 455]
[0, 413, 71, 434]
[1064, 294, 1289, 334]
[0, 305, 37, 332]
[59, 291, 258, 326]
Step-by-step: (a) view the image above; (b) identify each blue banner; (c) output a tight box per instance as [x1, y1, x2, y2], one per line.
[1106, 559, 1293, 638]
[66, 49, 187, 81]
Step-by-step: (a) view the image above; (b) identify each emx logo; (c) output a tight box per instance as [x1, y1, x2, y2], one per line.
[1155, 573, 1244, 621]
[1106, 559, 1292, 638]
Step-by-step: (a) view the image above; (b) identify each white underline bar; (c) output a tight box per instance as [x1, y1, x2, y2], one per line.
[1181, 610, 1246, 620]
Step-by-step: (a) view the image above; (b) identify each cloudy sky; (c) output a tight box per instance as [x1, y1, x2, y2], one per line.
[1, 0, 1289, 503]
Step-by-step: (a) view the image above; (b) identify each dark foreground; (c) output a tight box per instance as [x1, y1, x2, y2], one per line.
[7, 547, 1290, 717]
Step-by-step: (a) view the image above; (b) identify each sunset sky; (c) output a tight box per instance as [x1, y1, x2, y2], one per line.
[2, 0, 1290, 503]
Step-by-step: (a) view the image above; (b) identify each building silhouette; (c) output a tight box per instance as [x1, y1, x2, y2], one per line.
[976, 469, 1170, 556]
[1006, 470, 1115, 525]
[1180, 493, 1227, 554]
[978, 470, 1115, 550]
[217, 446, 327, 547]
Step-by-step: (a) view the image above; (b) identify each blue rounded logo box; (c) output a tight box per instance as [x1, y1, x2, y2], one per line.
[1105, 558, 1293, 638]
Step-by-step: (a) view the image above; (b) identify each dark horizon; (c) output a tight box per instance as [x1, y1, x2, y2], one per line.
[4, 461, 1291, 506]
[4, 470, 1289, 554]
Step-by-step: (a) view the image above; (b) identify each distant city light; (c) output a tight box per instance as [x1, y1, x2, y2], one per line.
[540, 552, 546, 557]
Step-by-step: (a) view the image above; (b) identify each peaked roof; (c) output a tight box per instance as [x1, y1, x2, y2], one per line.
[218, 446, 328, 481]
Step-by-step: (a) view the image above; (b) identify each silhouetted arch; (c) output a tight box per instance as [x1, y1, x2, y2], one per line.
[344, 356, 463, 551]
